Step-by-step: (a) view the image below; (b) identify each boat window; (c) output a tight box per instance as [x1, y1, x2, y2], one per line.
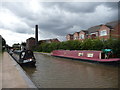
[78, 53, 83, 56]
[87, 53, 94, 57]
[21, 52, 25, 58]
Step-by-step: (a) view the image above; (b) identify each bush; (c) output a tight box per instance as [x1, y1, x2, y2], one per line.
[32, 39, 120, 57]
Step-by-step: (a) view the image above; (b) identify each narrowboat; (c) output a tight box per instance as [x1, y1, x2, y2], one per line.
[12, 50, 36, 66]
[51, 50, 120, 63]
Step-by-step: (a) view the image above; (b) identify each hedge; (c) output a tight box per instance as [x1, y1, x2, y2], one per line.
[33, 39, 120, 57]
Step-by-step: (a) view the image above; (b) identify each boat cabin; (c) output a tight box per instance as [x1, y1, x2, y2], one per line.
[19, 50, 35, 60]
[51, 50, 119, 62]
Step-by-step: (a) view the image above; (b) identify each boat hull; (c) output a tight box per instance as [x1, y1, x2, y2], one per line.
[19, 60, 36, 66]
[11, 52, 36, 66]
[51, 50, 120, 63]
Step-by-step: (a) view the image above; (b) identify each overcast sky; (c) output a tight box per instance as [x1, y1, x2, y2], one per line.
[0, 0, 119, 46]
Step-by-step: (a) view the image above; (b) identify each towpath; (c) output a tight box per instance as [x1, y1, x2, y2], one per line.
[1, 52, 36, 88]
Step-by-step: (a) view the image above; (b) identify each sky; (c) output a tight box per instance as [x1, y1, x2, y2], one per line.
[0, 0, 119, 46]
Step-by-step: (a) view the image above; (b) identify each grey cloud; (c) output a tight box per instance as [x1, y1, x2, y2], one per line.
[2, 2, 26, 16]
[1, 1, 118, 42]
[103, 2, 118, 10]
[41, 2, 102, 13]
[14, 26, 32, 34]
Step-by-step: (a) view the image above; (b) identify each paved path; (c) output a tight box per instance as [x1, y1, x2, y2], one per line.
[0, 53, 2, 89]
[2, 52, 36, 88]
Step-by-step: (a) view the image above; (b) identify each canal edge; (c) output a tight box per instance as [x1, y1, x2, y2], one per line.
[8, 52, 38, 88]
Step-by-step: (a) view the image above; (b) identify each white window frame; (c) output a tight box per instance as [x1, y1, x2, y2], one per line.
[74, 36, 78, 40]
[96, 32, 98, 36]
[79, 34, 84, 39]
[100, 30, 107, 36]
[87, 53, 94, 57]
[78, 53, 84, 56]
[90, 32, 96, 35]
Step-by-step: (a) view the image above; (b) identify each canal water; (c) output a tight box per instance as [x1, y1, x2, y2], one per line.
[22, 53, 119, 88]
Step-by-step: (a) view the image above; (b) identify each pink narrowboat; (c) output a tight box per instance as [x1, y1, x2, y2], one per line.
[51, 50, 120, 63]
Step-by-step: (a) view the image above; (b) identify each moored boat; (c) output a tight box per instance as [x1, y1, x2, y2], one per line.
[51, 50, 120, 63]
[12, 50, 36, 66]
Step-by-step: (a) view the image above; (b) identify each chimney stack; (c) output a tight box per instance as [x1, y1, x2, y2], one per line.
[35, 25, 38, 45]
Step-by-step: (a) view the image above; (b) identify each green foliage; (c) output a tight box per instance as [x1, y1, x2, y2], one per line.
[12, 43, 20, 50]
[106, 39, 120, 57]
[21, 42, 26, 46]
[32, 39, 120, 57]
[81, 39, 93, 50]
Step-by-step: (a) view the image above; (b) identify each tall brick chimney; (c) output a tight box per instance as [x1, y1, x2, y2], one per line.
[35, 25, 38, 45]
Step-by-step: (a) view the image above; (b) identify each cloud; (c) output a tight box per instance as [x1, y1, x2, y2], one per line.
[0, 29, 35, 46]
[0, 8, 32, 34]
[103, 2, 118, 10]
[42, 2, 102, 13]
[0, 1, 118, 45]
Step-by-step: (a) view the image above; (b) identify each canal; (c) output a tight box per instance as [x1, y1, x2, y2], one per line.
[22, 53, 119, 88]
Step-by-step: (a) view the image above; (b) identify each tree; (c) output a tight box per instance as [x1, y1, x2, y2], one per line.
[32, 38, 120, 58]
[12, 43, 20, 50]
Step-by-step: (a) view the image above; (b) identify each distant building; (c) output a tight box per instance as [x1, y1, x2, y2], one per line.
[39, 38, 60, 44]
[79, 30, 88, 40]
[87, 25, 101, 39]
[73, 32, 80, 40]
[66, 34, 73, 40]
[26, 37, 35, 50]
[66, 21, 120, 41]
[104, 21, 120, 40]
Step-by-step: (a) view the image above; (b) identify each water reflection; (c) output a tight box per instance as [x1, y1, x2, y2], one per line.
[23, 53, 119, 88]
[22, 66, 37, 77]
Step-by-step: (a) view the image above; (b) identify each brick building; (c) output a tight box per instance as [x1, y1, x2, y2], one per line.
[73, 32, 80, 40]
[39, 38, 60, 44]
[66, 21, 120, 41]
[66, 34, 73, 40]
[87, 25, 101, 39]
[79, 30, 88, 40]
[105, 21, 120, 39]
[26, 37, 35, 50]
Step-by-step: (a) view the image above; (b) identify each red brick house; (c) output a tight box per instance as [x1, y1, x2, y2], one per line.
[79, 30, 88, 40]
[98, 25, 111, 40]
[73, 32, 80, 40]
[66, 21, 120, 41]
[87, 25, 101, 39]
[39, 38, 60, 44]
[66, 34, 73, 40]
[105, 21, 120, 40]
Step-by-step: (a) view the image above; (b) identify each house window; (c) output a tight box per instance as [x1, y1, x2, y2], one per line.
[79, 34, 84, 39]
[90, 32, 96, 35]
[74, 37, 76, 40]
[91, 32, 98, 37]
[96, 32, 98, 36]
[74, 36, 78, 40]
[46, 40, 51, 43]
[100, 30, 107, 36]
